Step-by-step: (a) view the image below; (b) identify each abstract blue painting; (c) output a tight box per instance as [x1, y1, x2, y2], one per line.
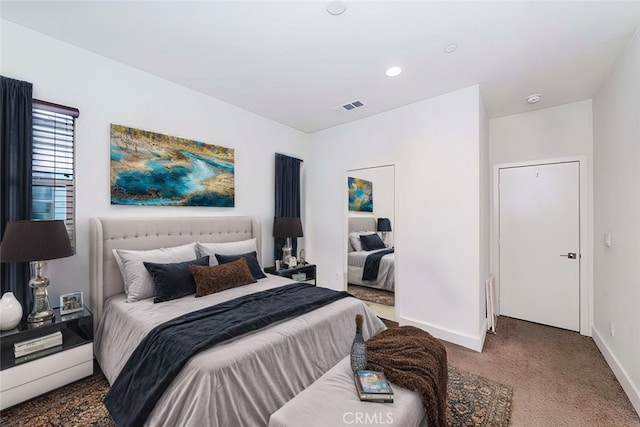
[110, 124, 234, 206]
[348, 177, 373, 212]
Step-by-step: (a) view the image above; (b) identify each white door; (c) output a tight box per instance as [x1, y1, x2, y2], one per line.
[499, 161, 580, 331]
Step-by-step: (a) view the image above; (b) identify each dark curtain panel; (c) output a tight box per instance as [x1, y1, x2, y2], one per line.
[274, 153, 303, 261]
[0, 76, 33, 311]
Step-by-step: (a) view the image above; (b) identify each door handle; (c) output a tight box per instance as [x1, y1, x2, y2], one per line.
[560, 252, 577, 259]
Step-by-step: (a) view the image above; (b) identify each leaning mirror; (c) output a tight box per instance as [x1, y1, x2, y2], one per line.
[345, 164, 395, 321]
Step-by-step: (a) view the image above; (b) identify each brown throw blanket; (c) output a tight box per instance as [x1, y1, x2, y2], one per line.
[366, 326, 448, 427]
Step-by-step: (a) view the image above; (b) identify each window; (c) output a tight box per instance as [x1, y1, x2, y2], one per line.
[32, 100, 79, 248]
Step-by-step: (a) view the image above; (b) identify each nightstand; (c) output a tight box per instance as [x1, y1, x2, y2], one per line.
[265, 263, 317, 285]
[0, 306, 94, 410]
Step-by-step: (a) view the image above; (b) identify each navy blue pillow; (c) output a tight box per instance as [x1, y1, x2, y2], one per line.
[215, 251, 267, 280]
[360, 233, 386, 251]
[144, 256, 210, 303]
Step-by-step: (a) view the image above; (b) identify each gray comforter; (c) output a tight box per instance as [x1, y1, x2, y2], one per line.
[95, 275, 385, 426]
[348, 249, 395, 291]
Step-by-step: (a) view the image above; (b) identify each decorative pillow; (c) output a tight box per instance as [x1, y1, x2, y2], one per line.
[360, 233, 386, 251]
[113, 243, 198, 302]
[215, 251, 267, 280]
[195, 239, 258, 266]
[190, 258, 257, 297]
[349, 231, 375, 252]
[144, 256, 210, 303]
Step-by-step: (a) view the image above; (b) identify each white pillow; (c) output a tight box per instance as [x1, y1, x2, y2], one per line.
[349, 232, 375, 252]
[113, 243, 198, 302]
[195, 238, 258, 266]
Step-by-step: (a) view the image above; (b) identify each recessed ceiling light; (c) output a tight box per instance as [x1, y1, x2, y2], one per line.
[385, 66, 402, 77]
[326, 0, 347, 15]
[527, 94, 542, 104]
[444, 44, 457, 53]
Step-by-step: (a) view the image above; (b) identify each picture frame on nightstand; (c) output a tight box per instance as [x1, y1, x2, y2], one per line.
[60, 292, 84, 315]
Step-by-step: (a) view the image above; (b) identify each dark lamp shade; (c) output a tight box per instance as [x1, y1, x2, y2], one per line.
[0, 220, 73, 262]
[273, 217, 303, 238]
[377, 218, 392, 232]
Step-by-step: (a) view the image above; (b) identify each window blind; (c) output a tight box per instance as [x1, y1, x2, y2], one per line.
[32, 100, 79, 249]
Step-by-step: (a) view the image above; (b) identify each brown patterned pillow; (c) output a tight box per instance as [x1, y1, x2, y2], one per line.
[190, 257, 257, 297]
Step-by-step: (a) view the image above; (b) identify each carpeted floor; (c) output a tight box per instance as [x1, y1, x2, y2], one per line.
[0, 360, 512, 427]
[445, 316, 640, 427]
[348, 283, 395, 306]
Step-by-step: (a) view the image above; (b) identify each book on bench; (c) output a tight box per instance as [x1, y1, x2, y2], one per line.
[354, 370, 394, 403]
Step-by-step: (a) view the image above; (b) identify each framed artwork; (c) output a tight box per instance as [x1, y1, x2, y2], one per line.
[110, 124, 235, 206]
[348, 177, 373, 212]
[60, 292, 84, 315]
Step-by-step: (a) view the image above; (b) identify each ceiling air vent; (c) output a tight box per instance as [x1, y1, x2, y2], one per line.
[332, 100, 367, 113]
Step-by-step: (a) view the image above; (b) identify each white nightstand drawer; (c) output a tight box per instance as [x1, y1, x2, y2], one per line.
[0, 343, 93, 410]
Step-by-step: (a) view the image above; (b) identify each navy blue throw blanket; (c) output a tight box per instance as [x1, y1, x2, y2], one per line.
[362, 248, 394, 281]
[104, 283, 349, 427]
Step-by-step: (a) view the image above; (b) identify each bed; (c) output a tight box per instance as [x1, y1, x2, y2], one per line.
[348, 217, 395, 292]
[90, 216, 385, 427]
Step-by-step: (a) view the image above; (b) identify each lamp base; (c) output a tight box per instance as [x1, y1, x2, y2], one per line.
[27, 261, 55, 324]
[282, 243, 292, 267]
[27, 311, 54, 324]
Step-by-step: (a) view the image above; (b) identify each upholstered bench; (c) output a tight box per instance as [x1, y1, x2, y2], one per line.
[268, 357, 427, 427]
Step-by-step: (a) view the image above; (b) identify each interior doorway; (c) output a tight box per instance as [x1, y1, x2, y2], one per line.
[497, 160, 584, 332]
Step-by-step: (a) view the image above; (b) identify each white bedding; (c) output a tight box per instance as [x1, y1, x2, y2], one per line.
[95, 274, 386, 427]
[347, 249, 395, 292]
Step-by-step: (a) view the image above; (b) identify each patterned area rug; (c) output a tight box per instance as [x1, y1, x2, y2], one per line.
[447, 366, 512, 427]
[348, 284, 395, 306]
[0, 361, 512, 427]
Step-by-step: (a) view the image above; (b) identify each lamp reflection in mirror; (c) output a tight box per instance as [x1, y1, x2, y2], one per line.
[0, 220, 73, 324]
[273, 217, 303, 267]
[377, 218, 392, 246]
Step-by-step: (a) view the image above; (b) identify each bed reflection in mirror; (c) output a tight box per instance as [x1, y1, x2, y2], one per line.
[346, 164, 395, 321]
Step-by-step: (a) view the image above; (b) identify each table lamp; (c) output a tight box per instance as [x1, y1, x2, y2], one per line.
[0, 220, 73, 324]
[377, 217, 392, 245]
[273, 217, 303, 267]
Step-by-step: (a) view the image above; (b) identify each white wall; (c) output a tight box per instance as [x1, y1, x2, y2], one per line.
[489, 100, 594, 334]
[592, 30, 640, 414]
[490, 100, 594, 166]
[309, 86, 486, 350]
[1, 20, 311, 303]
[479, 95, 490, 335]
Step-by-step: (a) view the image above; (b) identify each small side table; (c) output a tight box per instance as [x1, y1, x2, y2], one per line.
[265, 263, 317, 285]
[0, 306, 94, 410]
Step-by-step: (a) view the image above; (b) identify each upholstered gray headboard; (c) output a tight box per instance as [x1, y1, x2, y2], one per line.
[89, 216, 261, 328]
[348, 216, 376, 234]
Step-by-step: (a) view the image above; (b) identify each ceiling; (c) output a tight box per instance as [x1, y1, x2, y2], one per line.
[2, 1, 639, 133]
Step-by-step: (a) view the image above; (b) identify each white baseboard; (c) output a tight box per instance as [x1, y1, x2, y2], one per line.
[592, 326, 640, 416]
[399, 315, 487, 352]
